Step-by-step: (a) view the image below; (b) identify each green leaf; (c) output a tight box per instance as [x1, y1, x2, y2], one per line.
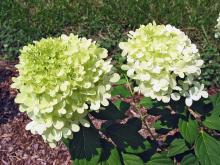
[69, 127, 101, 165]
[111, 86, 132, 97]
[181, 153, 199, 165]
[195, 131, 220, 165]
[154, 120, 170, 130]
[122, 153, 144, 165]
[203, 108, 220, 131]
[147, 153, 174, 165]
[114, 100, 130, 114]
[167, 139, 189, 157]
[90, 101, 126, 120]
[103, 118, 151, 154]
[209, 93, 220, 109]
[139, 97, 153, 109]
[178, 118, 199, 144]
[99, 140, 122, 165]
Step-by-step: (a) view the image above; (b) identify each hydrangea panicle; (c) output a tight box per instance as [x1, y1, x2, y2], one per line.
[11, 34, 119, 147]
[119, 22, 208, 106]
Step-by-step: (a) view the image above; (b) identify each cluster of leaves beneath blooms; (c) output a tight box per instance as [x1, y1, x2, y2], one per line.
[11, 34, 120, 148]
[215, 13, 220, 38]
[119, 22, 208, 106]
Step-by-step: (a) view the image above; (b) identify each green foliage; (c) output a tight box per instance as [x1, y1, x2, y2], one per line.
[181, 154, 199, 165]
[122, 153, 144, 165]
[66, 101, 151, 164]
[200, 45, 220, 87]
[111, 85, 132, 98]
[147, 153, 174, 165]
[167, 139, 189, 157]
[139, 97, 153, 109]
[195, 131, 220, 165]
[64, 93, 220, 164]
[178, 117, 199, 144]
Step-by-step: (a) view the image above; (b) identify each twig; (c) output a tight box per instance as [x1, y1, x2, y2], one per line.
[124, 75, 157, 141]
[188, 107, 202, 122]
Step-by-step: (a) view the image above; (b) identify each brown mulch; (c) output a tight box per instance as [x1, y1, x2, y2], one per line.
[0, 113, 71, 165]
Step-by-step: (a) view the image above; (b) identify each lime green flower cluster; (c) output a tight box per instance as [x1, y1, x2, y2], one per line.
[215, 13, 220, 38]
[11, 34, 119, 147]
[119, 22, 208, 106]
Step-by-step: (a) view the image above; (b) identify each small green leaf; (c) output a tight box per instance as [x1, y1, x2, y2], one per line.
[154, 120, 170, 130]
[195, 131, 220, 165]
[140, 97, 153, 109]
[111, 86, 132, 97]
[167, 139, 189, 157]
[122, 153, 144, 165]
[90, 101, 126, 120]
[178, 118, 199, 144]
[147, 153, 174, 165]
[114, 100, 130, 114]
[203, 108, 220, 131]
[181, 153, 199, 165]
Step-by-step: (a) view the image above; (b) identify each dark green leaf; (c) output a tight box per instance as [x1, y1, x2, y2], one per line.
[178, 118, 199, 144]
[149, 108, 179, 132]
[195, 131, 220, 165]
[69, 127, 101, 165]
[167, 139, 189, 157]
[147, 153, 174, 165]
[104, 118, 151, 154]
[122, 153, 144, 165]
[99, 140, 122, 165]
[209, 93, 220, 109]
[181, 153, 199, 165]
[111, 86, 132, 97]
[170, 98, 186, 113]
[140, 97, 153, 109]
[203, 108, 220, 131]
[90, 101, 126, 120]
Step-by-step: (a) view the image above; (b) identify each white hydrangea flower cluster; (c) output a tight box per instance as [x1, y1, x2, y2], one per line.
[119, 22, 208, 106]
[11, 34, 119, 147]
[215, 13, 220, 38]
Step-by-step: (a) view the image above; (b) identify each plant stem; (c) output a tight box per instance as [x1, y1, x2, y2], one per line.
[124, 75, 157, 141]
[187, 107, 202, 122]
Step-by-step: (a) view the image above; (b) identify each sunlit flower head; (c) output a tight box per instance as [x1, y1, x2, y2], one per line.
[11, 34, 119, 147]
[119, 22, 208, 106]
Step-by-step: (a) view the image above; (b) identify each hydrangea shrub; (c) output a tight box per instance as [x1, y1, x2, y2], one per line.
[11, 22, 220, 165]
[215, 13, 220, 38]
[119, 22, 208, 106]
[11, 34, 119, 147]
